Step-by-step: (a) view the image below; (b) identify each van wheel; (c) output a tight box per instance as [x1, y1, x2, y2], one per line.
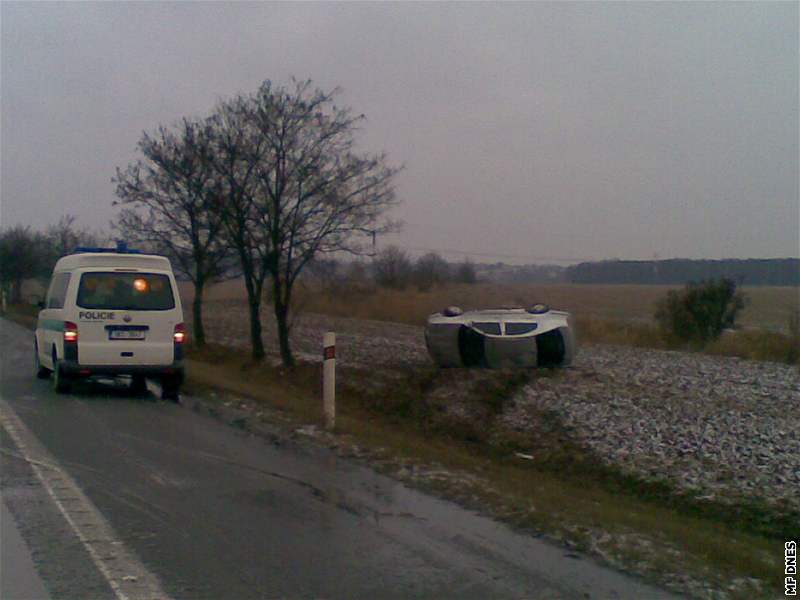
[52, 355, 72, 394]
[35, 342, 50, 379]
[160, 377, 181, 403]
[130, 375, 148, 395]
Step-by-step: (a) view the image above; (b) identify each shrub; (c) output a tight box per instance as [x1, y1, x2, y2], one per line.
[412, 252, 450, 292]
[454, 259, 478, 284]
[655, 278, 746, 345]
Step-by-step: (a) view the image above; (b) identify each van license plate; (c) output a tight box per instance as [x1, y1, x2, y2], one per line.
[109, 330, 145, 340]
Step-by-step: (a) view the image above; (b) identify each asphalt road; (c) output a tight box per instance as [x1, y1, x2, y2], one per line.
[1, 495, 51, 600]
[0, 317, 677, 600]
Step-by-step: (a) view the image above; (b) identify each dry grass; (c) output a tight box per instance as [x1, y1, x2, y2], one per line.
[182, 279, 800, 364]
[184, 279, 798, 332]
[707, 329, 800, 365]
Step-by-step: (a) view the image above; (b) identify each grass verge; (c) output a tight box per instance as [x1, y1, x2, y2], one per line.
[1, 303, 39, 329]
[181, 342, 788, 599]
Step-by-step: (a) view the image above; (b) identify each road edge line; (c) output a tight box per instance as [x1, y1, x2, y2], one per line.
[0, 397, 173, 600]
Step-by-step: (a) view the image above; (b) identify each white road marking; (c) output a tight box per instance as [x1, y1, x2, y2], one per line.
[0, 397, 173, 600]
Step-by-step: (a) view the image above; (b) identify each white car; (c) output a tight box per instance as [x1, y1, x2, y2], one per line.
[34, 244, 185, 399]
[425, 304, 574, 368]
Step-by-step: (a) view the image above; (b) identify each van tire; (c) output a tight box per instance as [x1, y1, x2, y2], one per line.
[35, 342, 50, 379]
[130, 375, 148, 395]
[52, 356, 72, 394]
[160, 376, 181, 403]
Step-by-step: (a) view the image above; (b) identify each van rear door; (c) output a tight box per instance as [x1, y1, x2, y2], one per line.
[74, 271, 180, 366]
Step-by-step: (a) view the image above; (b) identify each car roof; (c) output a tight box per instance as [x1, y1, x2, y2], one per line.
[53, 252, 173, 272]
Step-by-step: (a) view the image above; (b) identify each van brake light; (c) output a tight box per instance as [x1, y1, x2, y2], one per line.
[63, 321, 78, 343]
[173, 323, 186, 344]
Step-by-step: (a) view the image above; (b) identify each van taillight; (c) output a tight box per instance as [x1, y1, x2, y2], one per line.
[63, 322, 78, 343]
[173, 323, 186, 344]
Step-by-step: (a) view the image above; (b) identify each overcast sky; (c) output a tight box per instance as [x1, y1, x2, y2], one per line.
[2, 1, 797, 263]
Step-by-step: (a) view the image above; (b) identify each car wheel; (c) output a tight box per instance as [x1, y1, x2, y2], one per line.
[52, 355, 72, 394]
[527, 303, 550, 315]
[130, 375, 148, 395]
[35, 341, 50, 379]
[443, 306, 463, 317]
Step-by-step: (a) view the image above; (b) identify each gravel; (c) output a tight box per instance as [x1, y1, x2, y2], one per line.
[195, 300, 800, 511]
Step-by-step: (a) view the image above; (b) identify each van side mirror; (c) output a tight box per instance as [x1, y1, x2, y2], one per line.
[37, 300, 45, 309]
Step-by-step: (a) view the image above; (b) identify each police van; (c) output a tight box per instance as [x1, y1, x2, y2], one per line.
[35, 243, 185, 400]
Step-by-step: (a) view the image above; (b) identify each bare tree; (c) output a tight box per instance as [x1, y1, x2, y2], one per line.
[0, 226, 47, 304]
[204, 99, 273, 360]
[372, 245, 413, 290]
[0, 218, 106, 307]
[113, 118, 230, 346]
[211, 79, 400, 366]
[43, 215, 104, 271]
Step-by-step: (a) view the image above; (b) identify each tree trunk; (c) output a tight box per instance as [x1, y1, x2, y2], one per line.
[11, 278, 22, 304]
[192, 279, 206, 347]
[248, 297, 265, 361]
[239, 255, 266, 361]
[271, 272, 294, 368]
[274, 298, 294, 368]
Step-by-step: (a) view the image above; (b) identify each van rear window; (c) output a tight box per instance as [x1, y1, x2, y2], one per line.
[77, 273, 175, 311]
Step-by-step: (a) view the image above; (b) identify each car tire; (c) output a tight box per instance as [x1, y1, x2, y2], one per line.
[52, 355, 72, 394]
[35, 342, 50, 379]
[527, 303, 550, 315]
[443, 306, 463, 317]
[130, 375, 148, 395]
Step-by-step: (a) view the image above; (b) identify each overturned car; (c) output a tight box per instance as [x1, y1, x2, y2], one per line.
[424, 304, 575, 369]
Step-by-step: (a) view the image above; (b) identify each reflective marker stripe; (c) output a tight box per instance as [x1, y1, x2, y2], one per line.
[38, 319, 65, 332]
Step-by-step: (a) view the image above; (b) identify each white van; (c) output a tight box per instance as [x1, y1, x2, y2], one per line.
[35, 244, 185, 399]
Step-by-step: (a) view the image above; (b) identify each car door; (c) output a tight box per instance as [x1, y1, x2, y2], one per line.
[37, 272, 71, 367]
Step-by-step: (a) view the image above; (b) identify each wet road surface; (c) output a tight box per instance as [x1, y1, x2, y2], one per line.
[0, 318, 677, 599]
[1, 496, 51, 600]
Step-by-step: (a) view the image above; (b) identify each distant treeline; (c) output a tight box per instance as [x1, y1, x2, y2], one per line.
[479, 263, 566, 284]
[565, 258, 800, 286]
[476, 258, 800, 286]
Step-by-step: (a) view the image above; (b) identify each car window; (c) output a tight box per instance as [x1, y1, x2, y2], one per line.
[504, 322, 538, 335]
[472, 322, 501, 335]
[46, 272, 71, 309]
[77, 272, 175, 310]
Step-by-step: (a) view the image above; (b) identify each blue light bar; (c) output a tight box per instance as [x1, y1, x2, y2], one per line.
[72, 241, 143, 255]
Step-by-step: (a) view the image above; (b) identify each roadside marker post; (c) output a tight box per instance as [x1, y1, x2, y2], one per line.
[323, 332, 336, 431]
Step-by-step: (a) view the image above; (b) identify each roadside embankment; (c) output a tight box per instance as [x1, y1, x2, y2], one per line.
[193, 300, 800, 517]
[180, 300, 799, 599]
